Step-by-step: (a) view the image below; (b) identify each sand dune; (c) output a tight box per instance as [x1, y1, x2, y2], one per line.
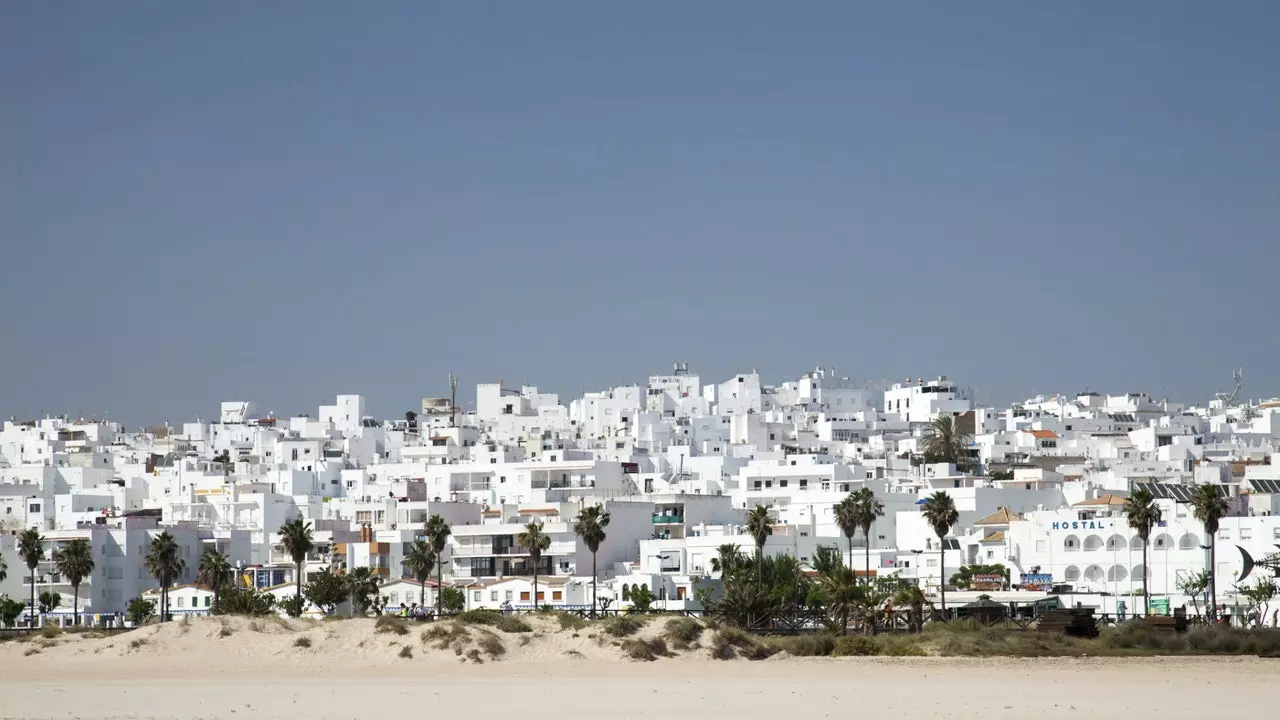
[3, 617, 1277, 719]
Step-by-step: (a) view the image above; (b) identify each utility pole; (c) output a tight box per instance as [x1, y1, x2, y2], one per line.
[449, 373, 458, 428]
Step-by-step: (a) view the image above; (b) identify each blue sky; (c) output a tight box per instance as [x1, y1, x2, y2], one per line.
[2, 1, 1277, 425]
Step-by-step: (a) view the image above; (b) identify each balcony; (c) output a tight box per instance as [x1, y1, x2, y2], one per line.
[652, 514, 684, 524]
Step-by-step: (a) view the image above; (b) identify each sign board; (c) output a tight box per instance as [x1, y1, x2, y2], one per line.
[971, 574, 1004, 592]
[1019, 573, 1053, 591]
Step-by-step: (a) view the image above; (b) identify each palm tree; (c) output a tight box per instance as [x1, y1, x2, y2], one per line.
[922, 415, 972, 470]
[573, 505, 610, 617]
[144, 531, 185, 622]
[745, 505, 773, 561]
[0, 550, 6, 583]
[279, 516, 314, 607]
[853, 487, 885, 584]
[834, 495, 860, 571]
[17, 529, 44, 626]
[815, 565, 862, 636]
[894, 583, 929, 633]
[1190, 483, 1228, 621]
[1125, 488, 1162, 616]
[518, 521, 552, 609]
[55, 539, 94, 626]
[920, 491, 959, 613]
[402, 539, 436, 610]
[424, 514, 452, 618]
[197, 548, 235, 609]
[709, 544, 743, 577]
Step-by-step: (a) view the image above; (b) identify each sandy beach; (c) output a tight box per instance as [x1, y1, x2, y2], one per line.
[2, 618, 1275, 719]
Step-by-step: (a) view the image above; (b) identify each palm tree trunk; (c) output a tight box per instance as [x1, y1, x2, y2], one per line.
[436, 556, 443, 619]
[1142, 541, 1149, 616]
[847, 535, 854, 572]
[295, 561, 303, 603]
[864, 530, 871, 586]
[591, 551, 598, 618]
[939, 546, 946, 615]
[73, 584, 79, 626]
[29, 575, 36, 628]
[533, 566, 539, 610]
[420, 579, 425, 610]
[1208, 535, 1217, 622]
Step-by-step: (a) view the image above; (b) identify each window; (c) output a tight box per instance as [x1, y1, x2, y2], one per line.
[779, 480, 788, 488]
[29, 503, 40, 513]
[176, 597, 185, 608]
[1240, 528, 1253, 541]
[204, 596, 212, 608]
[926, 558, 938, 567]
[473, 591, 481, 602]
[505, 591, 513, 601]
[520, 591, 530, 601]
[552, 591, 562, 601]
[490, 591, 498, 601]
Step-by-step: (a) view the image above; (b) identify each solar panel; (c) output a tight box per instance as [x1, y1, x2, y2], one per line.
[1248, 478, 1280, 495]
[1133, 481, 1229, 503]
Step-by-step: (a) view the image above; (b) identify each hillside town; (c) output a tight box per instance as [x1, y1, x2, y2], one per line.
[2, 364, 1279, 626]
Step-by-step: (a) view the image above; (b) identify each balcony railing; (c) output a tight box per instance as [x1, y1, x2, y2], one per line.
[652, 515, 684, 524]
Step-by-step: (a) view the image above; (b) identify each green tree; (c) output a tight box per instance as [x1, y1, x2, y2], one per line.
[401, 539, 436, 610]
[628, 584, 655, 613]
[144, 531, 185, 622]
[17, 528, 44, 625]
[1240, 577, 1277, 628]
[834, 495, 860, 571]
[440, 587, 465, 614]
[126, 596, 156, 626]
[1177, 569, 1210, 619]
[304, 568, 348, 615]
[709, 544, 744, 577]
[745, 505, 774, 562]
[812, 545, 844, 575]
[893, 582, 930, 633]
[424, 514, 452, 618]
[814, 565, 862, 635]
[38, 590, 61, 615]
[1124, 488, 1161, 616]
[0, 549, 7, 583]
[921, 491, 959, 613]
[197, 548, 235, 609]
[573, 504, 610, 617]
[0, 597, 25, 628]
[346, 567, 380, 616]
[852, 487, 885, 583]
[922, 415, 973, 470]
[949, 564, 1011, 590]
[55, 538, 94, 625]
[1190, 484, 1228, 621]
[213, 586, 276, 616]
[517, 520, 551, 609]
[278, 516, 314, 608]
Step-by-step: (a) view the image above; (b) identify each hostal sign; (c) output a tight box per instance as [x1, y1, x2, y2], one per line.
[1050, 520, 1112, 531]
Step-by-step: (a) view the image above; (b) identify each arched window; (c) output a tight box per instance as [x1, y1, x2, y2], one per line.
[1084, 535, 1104, 551]
[1129, 536, 1144, 551]
[1085, 565, 1104, 582]
[1131, 564, 1148, 581]
[1153, 534, 1173, 550]
[621, 584, 631, 601]
[1064, 534, 1080, 552]
[1064, 565, 1081, 582]
[1107, 565, 1128, 582]
[1178, 533, 1200, 550]
[1106, 535, 1125, 550]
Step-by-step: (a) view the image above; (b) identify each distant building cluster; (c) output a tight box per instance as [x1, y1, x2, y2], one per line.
[3, 364, 1279, 623]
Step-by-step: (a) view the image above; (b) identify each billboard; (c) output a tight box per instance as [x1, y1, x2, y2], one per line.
[971, 574, 1005, 592]
[1019, 573, 1053, 591]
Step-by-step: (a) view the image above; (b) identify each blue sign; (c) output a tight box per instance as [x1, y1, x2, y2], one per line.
[1020, 573, 1053, 591]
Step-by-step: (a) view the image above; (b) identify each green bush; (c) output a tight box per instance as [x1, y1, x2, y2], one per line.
[125, 597, 156, 626]
[628, 586, 656, 613]
[664, 617, 703, 649]
[455, 609, 502, 626]
[375, 615, 410, 636]
[603, 615, 645, 637]
[555, 612, 588, 631]
[833, 636, 880, 656]
[770, 633, 836, 657]
[708, 627, 777, 660]
[293, 636, 312, 648]
[621, 637, 673, 661]
[213, 587, 276, 617]
[494, 615, 532, 633]
[39, 625, 63, 639]
[398, 645, 413, 659]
